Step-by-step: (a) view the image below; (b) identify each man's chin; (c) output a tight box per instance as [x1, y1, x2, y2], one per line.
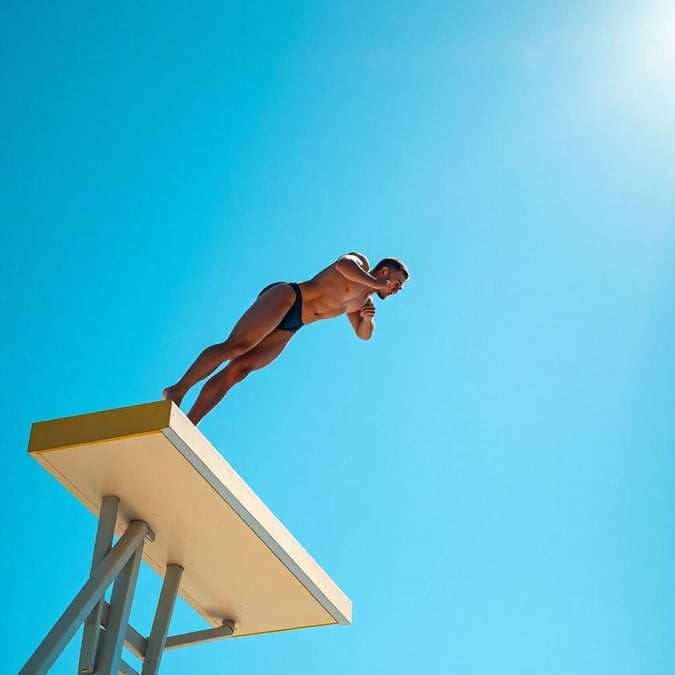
[376, 291, 387, 299]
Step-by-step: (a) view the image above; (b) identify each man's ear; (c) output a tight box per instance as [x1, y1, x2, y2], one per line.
[377, 266, 389, 277]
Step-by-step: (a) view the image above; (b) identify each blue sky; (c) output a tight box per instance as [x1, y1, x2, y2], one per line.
[2, 1, 675, 673]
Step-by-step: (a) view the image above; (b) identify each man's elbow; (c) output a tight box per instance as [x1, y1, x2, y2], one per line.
[335, 257, 352, 274]
[336, 254, 366, 274]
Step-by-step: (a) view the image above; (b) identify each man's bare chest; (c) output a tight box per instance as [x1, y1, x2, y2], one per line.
[302, 281, 370, 320]
[343, 291, 370, 313]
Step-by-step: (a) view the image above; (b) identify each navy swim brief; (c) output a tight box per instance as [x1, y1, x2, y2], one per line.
[258, 282, 304, 332]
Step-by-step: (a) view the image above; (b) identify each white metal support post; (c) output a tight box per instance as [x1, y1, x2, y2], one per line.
[141, 563, 183, 675]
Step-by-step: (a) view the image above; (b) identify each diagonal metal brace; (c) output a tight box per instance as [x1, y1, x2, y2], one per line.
[118, 660, 140, 675]
[99, 601, 148, 660]
[99, 602, 235, 665]
[164, 621, 235, 651]
[20, 520, 149, 675]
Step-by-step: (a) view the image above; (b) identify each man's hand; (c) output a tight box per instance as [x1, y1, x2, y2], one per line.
[346, 297, 376, 339]
[360, 297, 376, 320]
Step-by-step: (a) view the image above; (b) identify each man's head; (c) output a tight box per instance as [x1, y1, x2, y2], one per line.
[372, 257, 409, 298]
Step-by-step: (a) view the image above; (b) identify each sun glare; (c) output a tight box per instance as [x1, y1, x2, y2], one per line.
[621, 3, 675, 94]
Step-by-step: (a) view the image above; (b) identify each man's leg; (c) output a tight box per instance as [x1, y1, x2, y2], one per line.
[163, 284, 297, 406]
[186, 329, 294, 425]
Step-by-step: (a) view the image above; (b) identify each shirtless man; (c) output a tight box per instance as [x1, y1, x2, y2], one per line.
[163, 252, 409, 425]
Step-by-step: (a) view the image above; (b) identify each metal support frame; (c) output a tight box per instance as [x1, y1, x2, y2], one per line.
[79, 495, 120, 673]
[142, 563, 183, 675]
[21, 496, 235, 675]
[95, 538, 144, 674]
[20, 519, 149, 675]
[165, 621, 235, 650]
[118, 661, 140, 675]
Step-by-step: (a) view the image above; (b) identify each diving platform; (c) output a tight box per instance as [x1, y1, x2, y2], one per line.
[21, 401, 351, 674]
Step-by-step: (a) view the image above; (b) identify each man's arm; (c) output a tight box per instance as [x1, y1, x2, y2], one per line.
[347, 297, 376, 340]
[335, 253, 390, 291]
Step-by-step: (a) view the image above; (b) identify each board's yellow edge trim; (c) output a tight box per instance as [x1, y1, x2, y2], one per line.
[28, 400, 173, 453]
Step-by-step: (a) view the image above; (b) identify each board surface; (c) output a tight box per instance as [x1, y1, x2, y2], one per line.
[28, 401, 352, 638]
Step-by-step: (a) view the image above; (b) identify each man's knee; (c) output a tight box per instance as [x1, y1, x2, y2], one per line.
[228, 360, 254, 383]
[219, 338, 256, 360]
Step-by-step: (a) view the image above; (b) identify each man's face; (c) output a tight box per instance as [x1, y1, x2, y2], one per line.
[377, 267, 408, 299]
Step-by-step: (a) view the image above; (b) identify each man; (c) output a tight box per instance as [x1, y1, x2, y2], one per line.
[163, 252, 409, 425]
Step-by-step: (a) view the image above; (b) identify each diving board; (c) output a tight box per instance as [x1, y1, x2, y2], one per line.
[23, 400, 351, 674]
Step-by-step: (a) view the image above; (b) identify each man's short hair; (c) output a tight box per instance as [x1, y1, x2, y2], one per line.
[372, 257, 410, 279]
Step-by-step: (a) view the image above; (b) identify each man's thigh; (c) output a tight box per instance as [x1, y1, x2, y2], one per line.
[236, 329, 294, 371]
[227, 284, 296, 346]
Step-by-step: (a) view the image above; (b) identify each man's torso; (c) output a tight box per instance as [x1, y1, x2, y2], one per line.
[298, 264, 371, 324]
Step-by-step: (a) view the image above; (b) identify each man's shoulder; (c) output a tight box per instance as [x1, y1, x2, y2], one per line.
[341, 251, 370, 270]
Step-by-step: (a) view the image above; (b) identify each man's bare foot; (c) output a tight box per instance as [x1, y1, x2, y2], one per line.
[162, 385, 184, 407]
